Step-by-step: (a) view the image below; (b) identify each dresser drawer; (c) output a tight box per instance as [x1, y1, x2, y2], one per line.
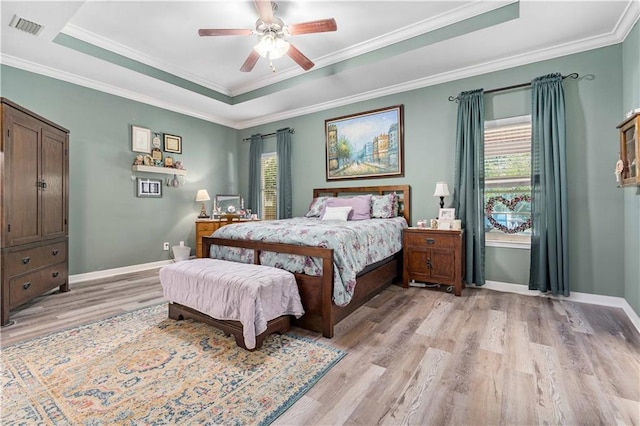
[9, 262, 68, 307]
[6, 241, 67, 277]
[403, 231, 456, 248]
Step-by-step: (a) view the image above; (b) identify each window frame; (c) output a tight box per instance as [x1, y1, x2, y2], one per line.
[260, 152, 277, 221]
[484, 114, 532, 249]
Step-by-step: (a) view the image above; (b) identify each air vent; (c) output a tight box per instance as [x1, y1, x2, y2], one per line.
[9, 14, 44, 36]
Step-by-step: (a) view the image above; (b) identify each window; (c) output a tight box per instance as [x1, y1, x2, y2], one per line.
[261, 153, 277, 220]
[484, 115, 532, 246]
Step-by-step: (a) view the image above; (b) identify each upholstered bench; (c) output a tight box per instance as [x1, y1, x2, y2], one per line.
[159, 258, 304, 350]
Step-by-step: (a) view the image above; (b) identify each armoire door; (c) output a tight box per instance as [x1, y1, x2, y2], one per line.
[41, 126, 67, 240]
[4, 108, 41, 247]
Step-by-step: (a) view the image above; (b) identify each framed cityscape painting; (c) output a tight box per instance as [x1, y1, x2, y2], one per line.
[325, 105, 404, 180]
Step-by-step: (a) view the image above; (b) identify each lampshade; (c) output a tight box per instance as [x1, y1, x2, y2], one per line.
[254, 34, 290, 59]
[195, 189, 210, 202]
[433, 182, 450, 197]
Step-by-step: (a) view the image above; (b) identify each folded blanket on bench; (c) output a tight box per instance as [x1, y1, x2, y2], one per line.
[160, 259, 304, 349]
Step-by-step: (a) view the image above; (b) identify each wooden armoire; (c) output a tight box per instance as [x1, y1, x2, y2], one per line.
[1, 98, 69, 326]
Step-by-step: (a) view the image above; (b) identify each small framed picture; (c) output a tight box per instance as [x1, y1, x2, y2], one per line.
[164, 156, 173, 167]
[438, 208, 456, 220]
[164, 134, 182, 154]
[437, 220, 451, 230]
[137, 178, 162, 198]
[132, 125, 151, 153]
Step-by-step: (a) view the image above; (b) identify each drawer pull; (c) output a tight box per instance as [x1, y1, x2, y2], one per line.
[22, 282, 31, 290]
[52, 271, 59, 278]
[52, 249, 59, 256]
[22, 256, 31, 264]
[426, 258, 433, 269]
[426, 238, 435, 244]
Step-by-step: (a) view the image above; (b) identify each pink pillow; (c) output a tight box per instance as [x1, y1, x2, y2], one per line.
[322, 195, 372, 220]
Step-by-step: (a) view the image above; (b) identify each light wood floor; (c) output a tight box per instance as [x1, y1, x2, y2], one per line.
[2, 269, 639, 425]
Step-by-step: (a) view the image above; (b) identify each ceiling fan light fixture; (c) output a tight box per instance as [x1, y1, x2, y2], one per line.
[254, 34, 289, 59]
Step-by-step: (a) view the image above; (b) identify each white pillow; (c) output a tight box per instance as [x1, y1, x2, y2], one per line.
[321, 206, 352, 221]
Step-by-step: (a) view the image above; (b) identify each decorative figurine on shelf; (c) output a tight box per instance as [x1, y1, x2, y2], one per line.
[615, 158, 624, 185]
[133, 155, 143, 165]
[174, 161, 184, 170]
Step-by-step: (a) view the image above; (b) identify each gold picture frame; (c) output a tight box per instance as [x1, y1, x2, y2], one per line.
[325, 105, 404, 181]
[164, 134, 182, 154]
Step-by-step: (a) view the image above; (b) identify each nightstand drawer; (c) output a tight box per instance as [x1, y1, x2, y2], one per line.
[198, 223, 216, 233]
[404, 232, 455, 248]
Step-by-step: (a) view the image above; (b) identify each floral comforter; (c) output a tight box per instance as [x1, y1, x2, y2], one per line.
[210, 217, 407, 306]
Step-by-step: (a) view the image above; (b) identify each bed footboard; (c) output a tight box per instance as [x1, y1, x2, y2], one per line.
[203, 236, 336, 337]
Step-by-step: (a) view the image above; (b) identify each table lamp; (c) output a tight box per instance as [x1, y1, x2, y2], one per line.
[195, 189, 211, 218]
[433, 181, 450, 209]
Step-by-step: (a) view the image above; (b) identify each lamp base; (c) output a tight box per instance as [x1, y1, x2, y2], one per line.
[439, 197, 445, 209]
[198, 202, 209, 219]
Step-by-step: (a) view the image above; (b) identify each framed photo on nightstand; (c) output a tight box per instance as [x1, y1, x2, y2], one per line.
[438, 208, 455, 220]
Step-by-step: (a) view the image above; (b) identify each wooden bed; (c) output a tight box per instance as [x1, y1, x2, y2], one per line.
[202, 184, 410, 339]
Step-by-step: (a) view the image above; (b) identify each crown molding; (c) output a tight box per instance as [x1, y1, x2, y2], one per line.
[3, 0, 636, 131]
[61, 23, 232, 96]
[0, 54, 240, 129]
[616, 0, 640, 41]
[236, 19, 634, 129]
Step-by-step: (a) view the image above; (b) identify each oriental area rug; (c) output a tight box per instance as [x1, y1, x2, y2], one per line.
[1, 304, 345, 425]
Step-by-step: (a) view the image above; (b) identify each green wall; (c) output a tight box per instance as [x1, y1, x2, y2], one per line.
[238, 45, 626, 300]
[622, 19, 640, 315]
[1, 65, 237, 274]
[1, 39, 634, 312]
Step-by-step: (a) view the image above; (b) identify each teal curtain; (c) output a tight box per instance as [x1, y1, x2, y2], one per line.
[276, 128, 293, 219]
[248, 134, 262, 217]
[529, 73, 569, 296]
[453, 89, 485, 286]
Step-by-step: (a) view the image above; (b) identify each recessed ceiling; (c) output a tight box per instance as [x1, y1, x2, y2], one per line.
[1, 1, 637, 129]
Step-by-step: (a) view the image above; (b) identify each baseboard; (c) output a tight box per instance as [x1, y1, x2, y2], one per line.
[70, 264, 640, 336]
[69, 260, 174, 284]
[483, 280, 640, 335]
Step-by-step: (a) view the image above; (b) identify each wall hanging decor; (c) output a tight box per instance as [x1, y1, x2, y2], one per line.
[137, 178, 162, 198]
[131, 125, 151, 153]
[164, 133, 182, 154]
[325, 105, 404, 181]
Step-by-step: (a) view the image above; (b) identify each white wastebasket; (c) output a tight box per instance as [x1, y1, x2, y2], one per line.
[172, 246, 191, 262]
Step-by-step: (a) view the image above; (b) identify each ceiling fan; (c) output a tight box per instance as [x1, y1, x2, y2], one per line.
[198, 0, 337, 72]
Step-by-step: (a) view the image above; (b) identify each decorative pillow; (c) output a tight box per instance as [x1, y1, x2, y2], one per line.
[305, 196, 330, 218]
[322, 195, 372, 220]
[321, 206, 352, 221]
[371, 193, 398, 218]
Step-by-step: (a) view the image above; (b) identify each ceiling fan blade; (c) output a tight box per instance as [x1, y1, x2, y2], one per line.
[198, 28, 252, 36]
[287, 18, 337, 35]
[254, 0, 273, 24]
[240, 50, 261, 72]
[287, 43, 314, 71]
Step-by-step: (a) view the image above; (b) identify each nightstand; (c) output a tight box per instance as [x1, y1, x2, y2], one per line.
[195, 218, 258, 257]
[402, 228, 465, 296]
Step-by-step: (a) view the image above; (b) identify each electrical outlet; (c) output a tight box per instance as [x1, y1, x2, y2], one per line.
[163, 242, 170, 251]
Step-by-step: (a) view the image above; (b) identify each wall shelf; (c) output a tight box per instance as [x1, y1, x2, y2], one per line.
[131, 165, 187, 176]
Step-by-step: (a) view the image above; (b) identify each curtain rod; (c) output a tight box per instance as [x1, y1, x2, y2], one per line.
[447, 72, 579, 102]
[241, 128, 295, 142]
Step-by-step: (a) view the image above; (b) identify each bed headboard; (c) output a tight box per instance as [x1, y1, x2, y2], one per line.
[312, 185, 411, 226]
